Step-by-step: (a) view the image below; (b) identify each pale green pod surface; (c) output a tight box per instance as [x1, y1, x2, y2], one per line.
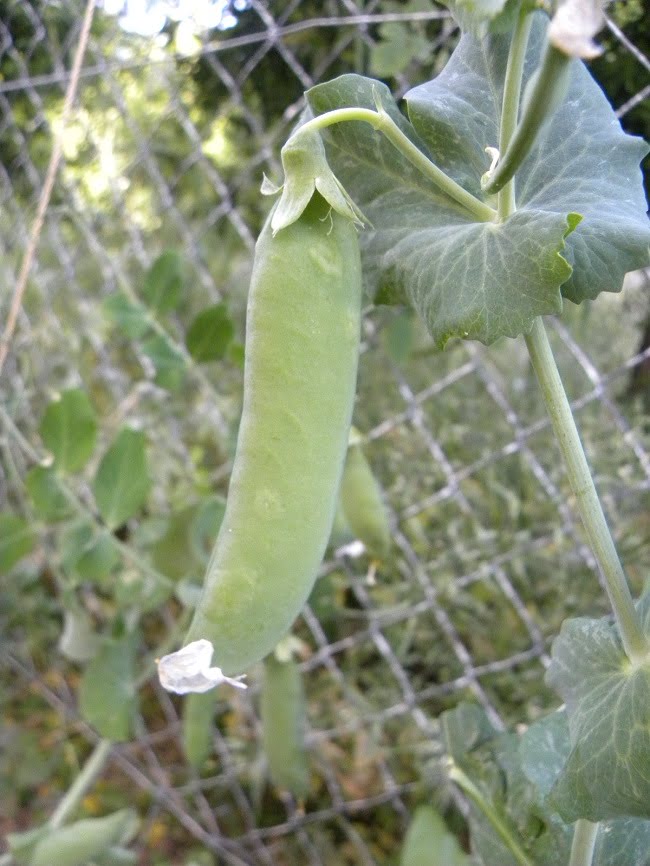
[261, 655, 309, 797]
[182, 690, 217, 770]
[186, 194, 362, 674]
[340, 444, 391, 560]
[30, 809, 137, 866]
[400, 805, 468, 866]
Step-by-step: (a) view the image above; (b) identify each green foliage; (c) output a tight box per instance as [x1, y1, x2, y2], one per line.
[444, 703, 650, 865]
[186, 303, 234, 363]
[38, 389, 98, 474]
[0, 513, 35, 573]
[400, 805, 469, 866]
[546, 589, 650, 821]
[307, 17, 649, 346]
[141, 250, 185, 315]
[92, 429, 151, 529]
[79, 634, 137, 741]
[25, 465, 74, 521]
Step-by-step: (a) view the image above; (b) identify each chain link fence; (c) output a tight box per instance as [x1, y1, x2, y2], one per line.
[1, 1, 649, 863]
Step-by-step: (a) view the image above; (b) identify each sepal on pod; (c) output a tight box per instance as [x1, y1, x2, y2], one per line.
[262, 128, 365, 233]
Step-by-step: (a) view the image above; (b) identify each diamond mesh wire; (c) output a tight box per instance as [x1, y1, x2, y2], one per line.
[1, 2, 649, 864]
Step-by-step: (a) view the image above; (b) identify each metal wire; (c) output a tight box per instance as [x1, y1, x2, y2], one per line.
[1, 2, 649, 863]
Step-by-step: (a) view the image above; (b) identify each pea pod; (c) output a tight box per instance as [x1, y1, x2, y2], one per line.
[182, 690, 217, 770]
[261, 655, 309, 797]
[28, 809, 137, 866]
[181, 193, 362, 675]
[340, 432, 391, 561]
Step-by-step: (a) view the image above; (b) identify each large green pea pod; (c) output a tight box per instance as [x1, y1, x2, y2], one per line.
[182, 690, 217, 770]
[177, 193, 362, 676]
[400, 805, 468, 866]
[261, 655, 309, 798]
[340, 431, 391, 561]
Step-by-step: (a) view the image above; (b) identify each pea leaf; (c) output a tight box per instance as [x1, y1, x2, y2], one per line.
[62, 521, 120, 584]
[39, 388, 97, 473]
[141, 334, 186, 391]
[93, 429, 151, 529]
[306, 14, 649, 346]
[0, 513, 35, 573]
[369, 22, 430, 78]
[103, 292, 150, 339]
[151, 505, 199, 581]
[400, 805, 469, 866]
[186, 303, 234, 363]
[546, 591, 650, 821]
[59, 605, 99, 663]
[141, 250, 184, 314]
[79, 635, 137, 740]
[440, 0, 522, 36]
[25, 465, 74, 521]
[519, 710, 650, 866]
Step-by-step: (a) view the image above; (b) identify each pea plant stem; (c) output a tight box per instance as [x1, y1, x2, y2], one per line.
[484, 43, 571, 195]
[48, 739, 113, 830]
[296, 107, 497, 222]
[496, 9, 533, 220]
[448, 763, 533, 866]
[525, 318, 648, 663]
[568, 820, 599, 866]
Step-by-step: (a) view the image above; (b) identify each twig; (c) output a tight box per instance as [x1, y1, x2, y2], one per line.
[0, 0, 96, 377]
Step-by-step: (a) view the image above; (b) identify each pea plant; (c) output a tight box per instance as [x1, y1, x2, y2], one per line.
[4, 0, 650, 864]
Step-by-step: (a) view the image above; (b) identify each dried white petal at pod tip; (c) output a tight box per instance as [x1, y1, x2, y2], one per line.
[157, 639, 247, 695]
[549, 0, 605, 59]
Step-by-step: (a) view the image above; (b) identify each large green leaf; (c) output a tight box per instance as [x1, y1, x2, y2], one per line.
[0, 513, 35, 573]
[39, 388, 97, 474]
[79, 635, 137, 740]
[306, 15, 649, 346]
[93, 429, 151, 529]
[545, 591, 650, 822]
[405, 15, 650, 304]
[307, 75, 571, 347]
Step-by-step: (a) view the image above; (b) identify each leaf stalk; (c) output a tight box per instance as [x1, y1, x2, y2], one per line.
[448, 762, 534, 866]
[568, 820, 599, 866]
[295, 107, 496, 222]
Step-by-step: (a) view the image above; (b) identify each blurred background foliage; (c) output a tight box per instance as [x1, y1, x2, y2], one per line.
[0, 1, 649, 864]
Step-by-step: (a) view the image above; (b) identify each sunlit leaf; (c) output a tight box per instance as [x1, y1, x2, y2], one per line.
[93, 428, 151, 529]
[400, 805, 469, 865]
[39, 388, 97, 473]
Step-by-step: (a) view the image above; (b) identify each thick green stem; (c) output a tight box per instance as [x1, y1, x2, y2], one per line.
[497, 10, 533, 219]
[448, 763, 533, 866]
[48, 739, 112, 829]
[569, 820, 599, 866]
[484, 44, 571, 195]
[525, 318, 648, 663]
[296, 107, 496, 222]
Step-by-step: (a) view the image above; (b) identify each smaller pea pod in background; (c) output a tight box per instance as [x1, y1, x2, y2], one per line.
[340, 428, 392, 563]
[182, 689, 218, 771]
[261, 652, 310, 799]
